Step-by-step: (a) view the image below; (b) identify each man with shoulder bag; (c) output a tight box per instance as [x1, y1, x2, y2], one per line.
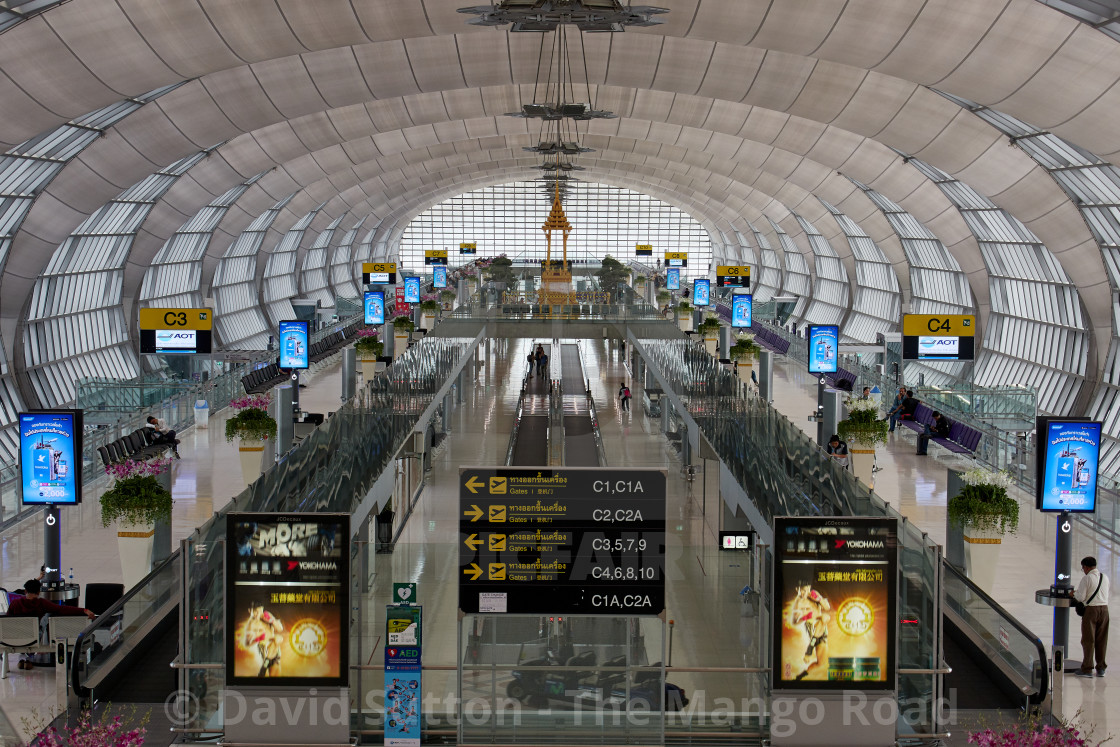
[1072, 556, 1109, 677]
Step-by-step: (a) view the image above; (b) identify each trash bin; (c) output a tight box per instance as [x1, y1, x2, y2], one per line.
[194, 399, 209, 428]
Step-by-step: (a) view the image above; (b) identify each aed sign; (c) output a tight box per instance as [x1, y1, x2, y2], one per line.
[139, 308, 213, 354]
[902, 314, 975, 337]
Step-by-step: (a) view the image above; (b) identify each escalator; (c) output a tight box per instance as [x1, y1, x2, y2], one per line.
[559, 343, 602, 467]
[509, 343, 551, 466]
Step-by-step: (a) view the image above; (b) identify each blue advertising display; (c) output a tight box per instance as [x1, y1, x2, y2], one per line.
[403, 276, 421, 304]
[731, 294, 753, 328]
[278, 320, 309, 369]
[384, 668, 421, 746]
[666, 267, 680, 290]
[19, 410, 82, 505]
[692, 278, 711, 306]
[1039, 420, 1102, 513]
[433, 266, 448, 289]
[364, 291, 385, 326]
[807, 325, 839, 374]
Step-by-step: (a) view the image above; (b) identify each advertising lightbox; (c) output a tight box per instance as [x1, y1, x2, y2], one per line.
[1037, 419, 1102, 513]
[807, 325, 839, 375]
[403, 277, 421, 304]
[692, 278, 711, 307]
[227, 513, 350, 687]
[278, 320, 310, 370]
[364, 291, 385, 326]
[19, 410, 83, 505]
[666, 268, 680, 290]
[773, 516, 898, 691]
[731, 294, 752, 328]
[433, 266, 448, 289]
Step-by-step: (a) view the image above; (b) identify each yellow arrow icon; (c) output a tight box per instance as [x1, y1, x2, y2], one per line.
[464, 534, 482, 551]
[465, 476, 485, 494]
[463, 563, 482, 581]
[463, 505, 483, 521]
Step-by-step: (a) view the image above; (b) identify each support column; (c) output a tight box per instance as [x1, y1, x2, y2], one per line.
[274, 383, 294, 457]
[342, 347, 356, 402]
[758, 350, 773, 402]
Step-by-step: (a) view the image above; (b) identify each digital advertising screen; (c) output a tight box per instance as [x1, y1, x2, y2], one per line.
[916, 336, 959, 359]
[773, 516, 898, 691]
[278, 320, 310, 369]
[364, 291, 385, 326]
[367, 272, 390, 284]
[403, 277, 421, 304]
[433, 266, 448, 289]
[1038, 420, 1102, 513]
[807, 325, 839, 375]
[138, 307, 213, 355]
[731, 294, 753, 328]
[692, 278, 711, 307]
[19, 410, 82, 506]
[666, 268, 681, 290]
[227, 513, 350, 687]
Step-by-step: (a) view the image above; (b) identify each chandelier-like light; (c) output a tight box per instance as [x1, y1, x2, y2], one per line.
[458, 0, 667, 33]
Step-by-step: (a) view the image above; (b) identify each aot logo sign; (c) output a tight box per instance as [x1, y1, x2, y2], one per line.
[917, 336, 959, 356]
[155, 330, 197, 349]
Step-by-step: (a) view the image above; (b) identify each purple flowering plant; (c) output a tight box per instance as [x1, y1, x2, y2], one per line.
[230, 394, 270, 411]
[969, 720, 1104, 746]
[35, 711, 146, 747]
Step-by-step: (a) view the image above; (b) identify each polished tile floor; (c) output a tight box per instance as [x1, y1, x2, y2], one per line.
[1, 339, 1115, 745]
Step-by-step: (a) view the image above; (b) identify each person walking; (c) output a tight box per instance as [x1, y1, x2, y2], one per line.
[618, 382, 632, 411]
[1073, 556, 1110, 677]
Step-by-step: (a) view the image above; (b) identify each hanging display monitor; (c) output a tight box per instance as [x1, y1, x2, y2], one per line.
[362, 262, 397, 285]
[433, 266, 448, 289]
[664, 251, 688, 267]
[1037, 419, 1102, 513]
[403, 276, 421, 304]
[459, 242, 477, 254]
[364, 291, 385, 326]
[19, 410, 83, 505]
[692, 278, 711, 306]
[226, 513, 350, 687]
[773, 516, 898, 691]
[424, 249, 448, 266]
[716, 266, 751, 288]
[731, 294, 753, 328]
[901, 314, 975, 361]
[666, 267, 681, 290]
[278, 320, 310, 369]
[807, 325, 839, 375]
[635, 244, 653, 256]
[138, 308, 213, 354]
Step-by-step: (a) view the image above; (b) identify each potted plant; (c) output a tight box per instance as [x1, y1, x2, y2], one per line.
[729, 335, 762, 383]
[440, 289, 457, 309]
[838, 397, 889, 489]
[36, 710, 147, 747]
[419, 294, 440, 330]
[226, 394, 276, 486]
[354, 328, 384, 378]
[697, 315, 722, 355]
[948, 467, 1017, 592]
[102, 457, 173, 589]
[392, 315, 414, 359]
[676, 300, 693, 332]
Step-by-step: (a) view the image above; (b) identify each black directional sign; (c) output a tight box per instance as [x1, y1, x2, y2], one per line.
[458, 467, 666, 616]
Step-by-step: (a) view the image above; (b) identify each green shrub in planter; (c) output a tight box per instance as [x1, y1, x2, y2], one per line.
[948, 468, 1019, 535]
[440, 290, 457, 302]
[729, 337, 761, 360]
[697, 317, 722, 335]
[392, 315, 415, 332]
[419, 299, 440, 312]
[100, 460, 173, 527]
[657, 290, 671, 303]
[355, 336, 384, 358]
[225, 405, 277, 442]
[676, 300, 692, 314]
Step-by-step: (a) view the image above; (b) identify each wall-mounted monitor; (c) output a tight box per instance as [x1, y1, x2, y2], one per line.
[364, 291, 385, 326]
[19, 410, 83, 505]
[807, 325, 839, 375]
[278, 320, 310, 369]
[731, 294, 753, 328]
[138, 307, 213, 354]
[1037, 419, 1102, 513]
[433, 266, 448, 289]
[692, 278, 711, 306]
[403, 276, 421, 304]
[666, 268, 680, 290]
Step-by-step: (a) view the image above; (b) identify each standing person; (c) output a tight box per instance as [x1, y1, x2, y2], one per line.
[537, 350, 549, 378]
[887, 387, 906, 433]
[146, 415, 180, 458]
[825, 435, 849, 468]
[860, 386, 871, 400]
[1073, 557, 1109, 677]
[618, 382, 632, 411]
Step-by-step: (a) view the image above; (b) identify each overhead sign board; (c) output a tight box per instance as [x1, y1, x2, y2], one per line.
[716, 266, 751, 288]
[139, 308, 213, 354]
[226, 513, 350, 688]
[459, 242, 477, 254]
[362, 262, 397, 285]
[901, 314, 975, 337]
[901, 314, 975, 361]
[19, 410, 83, 506]
[664, 252, 687, 260]
[424, 249, 448, 266]
[458, 467, 666, 616]
[773, 516, 898, 691]
[635, 244, 653, 256]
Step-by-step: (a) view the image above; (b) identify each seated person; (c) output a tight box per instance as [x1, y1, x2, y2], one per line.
[825, 435, 850, 468]
[6, 579, 95, 670]
[146, 415, 180, 458]
[899, 390, 919, 421]
[927, 411, 952, 439]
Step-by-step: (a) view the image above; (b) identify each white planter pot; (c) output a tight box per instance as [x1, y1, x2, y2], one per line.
[963, 527, 1002, 593]
[850, 447, 876, 489]
[360, 357, 383, 379]
[117, 524, 155, 591]
[703, 336, 718, 356]
[422, 312, 436, 330]
[393, 332, 410, 359]
[239, 438, 265, 486]
[678, 314, 692, 332]
[736, 361, 754, 383]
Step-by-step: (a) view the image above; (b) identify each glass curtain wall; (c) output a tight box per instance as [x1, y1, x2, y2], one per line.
[769, 218, 811, 322]
[329, 217, 367, 300]
[261, 206, 322, 327]
[300, 214, 346, 307]
[791, 213, 849, 331]
[749, 221, 783, 302]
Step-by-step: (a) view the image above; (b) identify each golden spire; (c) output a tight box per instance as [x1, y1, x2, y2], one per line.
[541, 180, 572, 235]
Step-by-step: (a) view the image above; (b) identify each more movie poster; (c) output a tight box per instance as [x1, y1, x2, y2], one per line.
[227, 514, 349, 687]
[773, 517, 897, 690]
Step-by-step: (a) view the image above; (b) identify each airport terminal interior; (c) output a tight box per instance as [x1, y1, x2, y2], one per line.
[6, 0, 1120, 745]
